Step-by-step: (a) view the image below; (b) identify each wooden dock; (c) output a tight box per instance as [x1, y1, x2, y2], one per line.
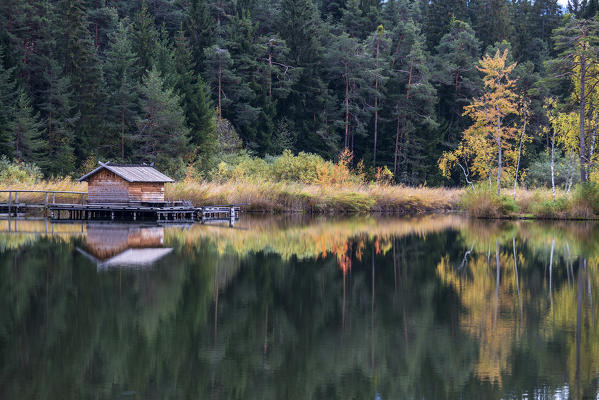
[0, 190, 240, 225]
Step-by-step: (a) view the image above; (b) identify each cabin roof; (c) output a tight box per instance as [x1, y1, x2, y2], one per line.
[78, 162, 174, 183]
[77, 247, 174, 269]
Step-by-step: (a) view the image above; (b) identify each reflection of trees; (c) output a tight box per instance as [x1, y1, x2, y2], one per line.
[2, 218, 599, 397]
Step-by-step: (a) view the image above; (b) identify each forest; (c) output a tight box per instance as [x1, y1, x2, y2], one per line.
[0, 0, 597, 190]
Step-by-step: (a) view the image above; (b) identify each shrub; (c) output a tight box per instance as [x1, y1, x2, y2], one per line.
[206, 149, 365, 186]
[460, 184, 518, 218]
[567, 182, 599, 218]
[530, 197, 568, 219]
[0, 156, 42, 185]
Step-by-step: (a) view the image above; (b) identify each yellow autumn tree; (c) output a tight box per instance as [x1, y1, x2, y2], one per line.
[440, 50, 520, 195]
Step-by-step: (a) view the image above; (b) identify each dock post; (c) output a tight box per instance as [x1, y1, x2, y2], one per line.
[230, 206, 235, 227]
[133, 211, 136, 221]
[52, 193, 55, 204]
[111, 211, 114, 220]
[8, 191, 11, 217]
[80, 193, 84, 205]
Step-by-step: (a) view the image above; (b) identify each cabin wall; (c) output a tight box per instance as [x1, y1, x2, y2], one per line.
[87, 169, 129, 204]
[127, 182, 165, 203]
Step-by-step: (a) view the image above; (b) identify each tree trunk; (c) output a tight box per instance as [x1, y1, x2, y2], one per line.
[551, 129, 556, 202]
[121, 106, 125, 161]
[373, 37, 380, 167]
[217, 58, 222, 120]
[394, 113, 400, 177]
[268, 53, 272, 99]
[580, 54, 588, 182]
[344, 62, 349, 149]
[513, 118, 526, 200]
[496, 114, 502, 196]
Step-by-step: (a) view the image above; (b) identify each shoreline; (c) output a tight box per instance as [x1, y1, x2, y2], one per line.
[2, 180, 599, 221]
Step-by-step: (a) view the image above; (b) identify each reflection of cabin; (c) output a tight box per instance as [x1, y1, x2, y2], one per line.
[78, 162, 174, 204]
[77, 224, 173, 269]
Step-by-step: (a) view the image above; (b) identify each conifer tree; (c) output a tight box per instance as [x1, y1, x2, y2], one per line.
[173, 29, 216, 162]
[388, 21, 437, 183]
[153, 25, 178, 88]
[131, 0, 159, 80]
[366, 24, 390, 167]
[550, 17, 599, 182]
[104, 20, 139, 161]
[135, 67, 190, 177]
[434, 20, 481, 137]
[424, 0, 468, 49]
[279, 0, 334, 155]
[184, 0, 215, 69]
[327, 31, 369, 150]
[40, 60, 78, 176]
[55, 0, 106, 161]
[0, 46, 17, 156]
[8, 87, 46, 163]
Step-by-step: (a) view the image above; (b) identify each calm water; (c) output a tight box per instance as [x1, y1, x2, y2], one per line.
[1, 215, 599, 399]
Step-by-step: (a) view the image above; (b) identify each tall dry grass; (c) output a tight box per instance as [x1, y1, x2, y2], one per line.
[0, 178, 87, 204]
[166, 180, 462, 213]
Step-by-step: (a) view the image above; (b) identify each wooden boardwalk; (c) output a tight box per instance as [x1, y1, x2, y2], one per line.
[0, 190, 240, 225]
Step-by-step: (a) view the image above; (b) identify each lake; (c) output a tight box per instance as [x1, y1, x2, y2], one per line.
[1, 215, 598, 399]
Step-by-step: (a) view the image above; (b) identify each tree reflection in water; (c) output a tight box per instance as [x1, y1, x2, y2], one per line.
[0, 216, 598, 399]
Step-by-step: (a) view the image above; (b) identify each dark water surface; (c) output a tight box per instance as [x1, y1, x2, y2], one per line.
[1, 216, 599, 399]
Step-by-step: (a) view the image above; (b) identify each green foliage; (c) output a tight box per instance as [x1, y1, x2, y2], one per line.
[0, 156, 42, 184]
[460, 184, 519, 217]
[0, 0, 576, 188]
[206, 149, 365, 185]
[135, 67, 190, 178]
[568, 182, 599, 217]
[525, 152, 579, 189]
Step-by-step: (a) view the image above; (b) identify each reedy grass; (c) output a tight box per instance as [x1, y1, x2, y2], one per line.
[4, 177, 599, 219]
[166, 180, 462, 213]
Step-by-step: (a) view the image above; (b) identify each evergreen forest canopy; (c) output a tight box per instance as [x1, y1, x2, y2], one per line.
[1, 0, 598, 186]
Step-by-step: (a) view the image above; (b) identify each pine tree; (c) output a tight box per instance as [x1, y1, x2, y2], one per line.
[341, 0, 371, 39]
[173, 29, 216, 164]
[366, 25, 390, 167]
[135, 67, 190, 177]
[550, 17, 599, 182]
[55, 0, 106, 161]
[424, 0, 468, 50]
[469, 0, 513, 50]
[86, 0, 118, 52]
[104, 20, 139, 161]
[39, 60, 78, 176]
[433, 19, 481, 139]
[388, 20, 437, 183]
[0, 46, 17, 156]
[326, 31, 369, 151]
[131, 0, 159, 80]
[153, 25, 178, 88]
[279, 0, 335, 155]
[8, 87, 46, 163]
[203, 26, 236, 121]
[184, 0, 215, 70]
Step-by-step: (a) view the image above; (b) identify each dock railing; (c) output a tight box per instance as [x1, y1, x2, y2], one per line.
[0, 190, 87, 214]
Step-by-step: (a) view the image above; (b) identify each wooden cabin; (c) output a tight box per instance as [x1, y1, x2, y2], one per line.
[79, 162, 174, 204]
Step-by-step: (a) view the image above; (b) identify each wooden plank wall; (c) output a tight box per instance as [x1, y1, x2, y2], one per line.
[87, 169, 165, 203]
[88, 169, 129, 203]
[128, 182, 165, 203]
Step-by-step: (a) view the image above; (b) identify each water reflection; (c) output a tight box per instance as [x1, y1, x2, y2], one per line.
[77, 224, 173, 269]
[0, 216, 599, 398]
